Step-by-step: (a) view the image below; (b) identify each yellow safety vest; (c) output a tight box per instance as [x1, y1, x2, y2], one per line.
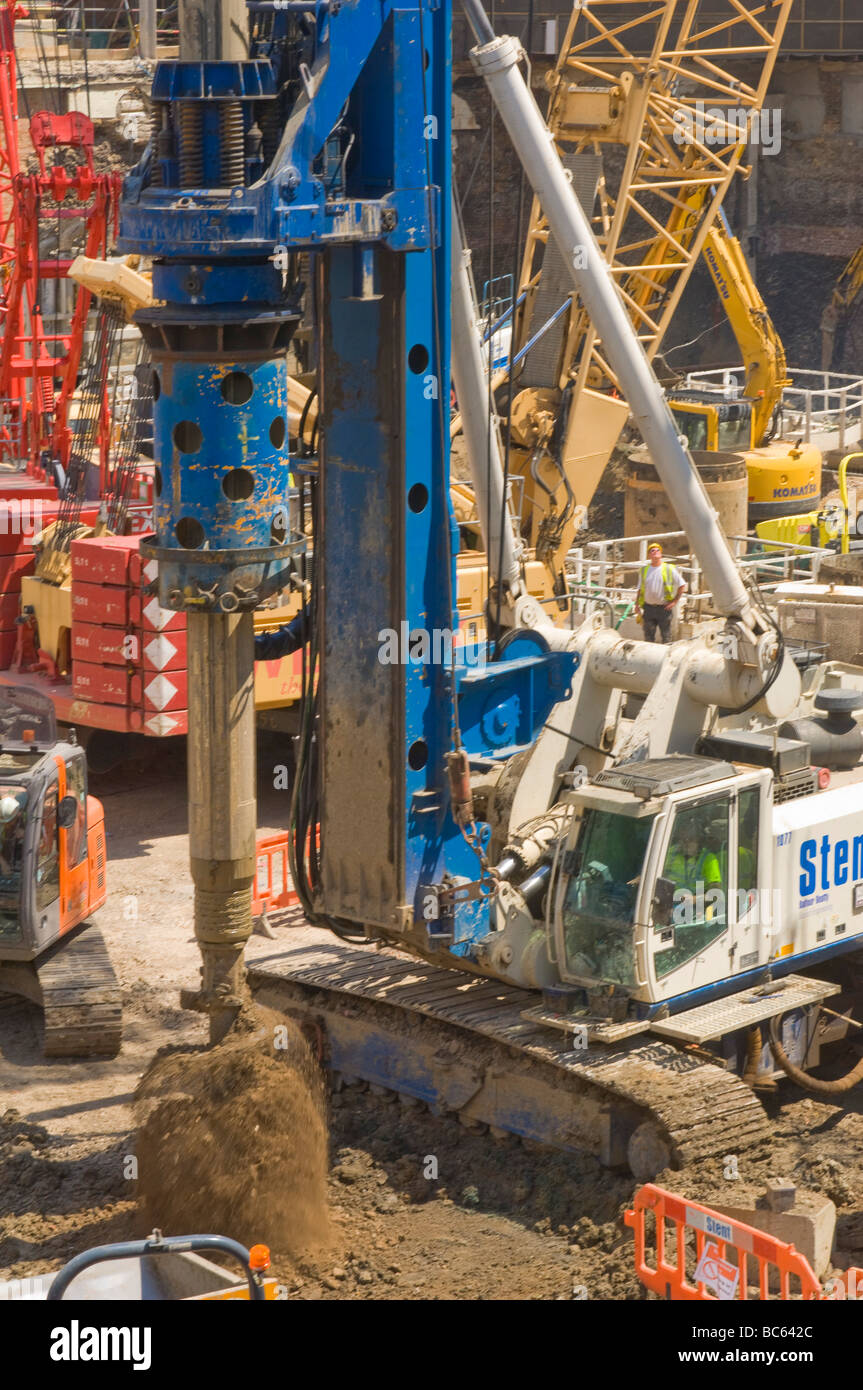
[665, 847, 720, 891]
[638, 561, 675, 606]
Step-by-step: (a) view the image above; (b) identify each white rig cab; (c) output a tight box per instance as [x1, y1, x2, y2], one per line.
[545, 731, 863, 1081]
[554, 750, 863, 1011]
[553, 755, 775, 1007]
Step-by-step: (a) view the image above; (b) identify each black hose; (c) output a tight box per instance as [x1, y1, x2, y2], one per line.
[768, 1013, 863, 1095]
[724, 630, 786, 717]
[285, 473, 365, 944]
[296, 385, 318, 454]
[722, 571, 787, 716]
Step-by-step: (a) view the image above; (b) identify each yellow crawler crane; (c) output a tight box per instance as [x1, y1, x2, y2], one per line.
[503, 0, 794, 589]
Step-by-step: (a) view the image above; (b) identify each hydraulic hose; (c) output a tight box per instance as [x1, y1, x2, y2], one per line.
[742, 1023, 763, 1086]
[286, 473, 366, 945]
[768, 1013, 863, 1095]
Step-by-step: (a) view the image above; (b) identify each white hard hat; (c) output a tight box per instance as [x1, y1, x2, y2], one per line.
[0, 795, 19, 822]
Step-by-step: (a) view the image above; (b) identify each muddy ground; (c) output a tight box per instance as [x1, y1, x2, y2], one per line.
[2, 743, 863, 1300]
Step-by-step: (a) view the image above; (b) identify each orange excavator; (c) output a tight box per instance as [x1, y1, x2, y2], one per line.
[0, 685, 120, 1056]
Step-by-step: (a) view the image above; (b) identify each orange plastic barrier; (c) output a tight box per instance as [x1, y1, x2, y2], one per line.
[252, 833, 297, 916]
[625, 1184, 827, 1301]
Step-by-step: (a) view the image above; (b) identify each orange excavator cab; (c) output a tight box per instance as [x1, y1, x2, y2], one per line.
[0, 685, 119, 1056]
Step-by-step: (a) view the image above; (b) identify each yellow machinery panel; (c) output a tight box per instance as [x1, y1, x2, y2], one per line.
[21, 576, 72, 672]
[561, 388, 633, 507]
[253, 594, 305, 709]
[746, 440, 822, 522]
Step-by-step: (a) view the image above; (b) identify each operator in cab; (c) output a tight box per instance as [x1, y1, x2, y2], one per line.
[0, 788, 26, 940]
[664, 820, 721, 898]
[635, 543, 687, 643]
[0, 790, 25, 879]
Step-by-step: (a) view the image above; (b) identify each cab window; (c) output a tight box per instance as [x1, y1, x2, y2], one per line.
[717, 407, 752, 452]
[654, 795, 730, 979]
[64, 757, 87, 868]
[561, 808, 654, 987]
[37, 784, 60, 910]
[0, 785, 26, 941]
[737, 787, 759, 899]
[713, 786, 760, 908]
[671, 409, 708, 452]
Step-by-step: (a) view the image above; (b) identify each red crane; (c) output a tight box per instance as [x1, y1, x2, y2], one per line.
[0, 1, 122, 481]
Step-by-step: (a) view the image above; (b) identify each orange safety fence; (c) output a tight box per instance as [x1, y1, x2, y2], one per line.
[834, 1267, 863, 1299]
[625, 1184, 861, 1301]
[252, 827, 321, 917]
[252, 833, 297, 916]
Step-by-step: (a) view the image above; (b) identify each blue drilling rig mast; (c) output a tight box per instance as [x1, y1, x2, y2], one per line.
[119, 0, 572, 1040]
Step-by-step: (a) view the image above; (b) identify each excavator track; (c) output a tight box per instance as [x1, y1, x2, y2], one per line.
[0, 925, 122, 1059]
[250, 944, 771, 1176]
[38, 925, 122, 1058]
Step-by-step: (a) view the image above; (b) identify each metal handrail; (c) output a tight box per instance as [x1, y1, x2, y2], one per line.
[567, 530, 833, 612]
[682, 365, 863, 446]
[46, 1231, 267, 1301]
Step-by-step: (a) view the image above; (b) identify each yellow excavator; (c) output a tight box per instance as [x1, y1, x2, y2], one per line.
[668, 207, 821, 523]
[821, 244, 863, 372]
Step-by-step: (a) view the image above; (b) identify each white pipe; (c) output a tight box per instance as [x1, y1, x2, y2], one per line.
[463, 7, 752, 623]
[451, 197, 523, 598]
[586, 629, 772, 709]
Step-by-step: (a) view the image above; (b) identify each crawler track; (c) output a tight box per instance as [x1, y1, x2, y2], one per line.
[39, 925, 122, 1058]
[0, 925, 122, 1058]
[250, 943, 770, 1174]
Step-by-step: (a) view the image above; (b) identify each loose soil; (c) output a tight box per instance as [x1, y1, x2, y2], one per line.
[1, 743, 863, 1300]
[134, 1010, 330, 1257]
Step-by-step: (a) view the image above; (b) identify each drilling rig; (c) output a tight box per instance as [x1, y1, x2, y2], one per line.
[122, 0, 863, 1178]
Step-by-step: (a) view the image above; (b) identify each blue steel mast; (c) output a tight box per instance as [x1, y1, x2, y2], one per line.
[120, 0, 573, 1031]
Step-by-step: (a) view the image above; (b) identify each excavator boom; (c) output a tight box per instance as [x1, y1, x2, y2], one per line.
[821, 244, 863, 371]
[700, 211, 789, 445]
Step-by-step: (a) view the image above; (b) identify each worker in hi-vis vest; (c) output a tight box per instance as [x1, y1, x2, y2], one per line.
[635, 542, 687, 643]
[664, 820, 723, 914]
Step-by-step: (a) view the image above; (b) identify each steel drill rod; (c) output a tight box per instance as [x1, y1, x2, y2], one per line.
[186, 610, 257, 1043]
[178, 0, 255, 1043]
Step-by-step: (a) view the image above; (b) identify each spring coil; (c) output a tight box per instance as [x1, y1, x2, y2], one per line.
[150, 104, 173, 187]
[220, 102, 245, 188]
[149, 110, 162, 186]
[179, 103, 203, 188]
[260, 99, 282, 167]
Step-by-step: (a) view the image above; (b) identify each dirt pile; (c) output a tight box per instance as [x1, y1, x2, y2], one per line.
[134, 1009, 330, 1258]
